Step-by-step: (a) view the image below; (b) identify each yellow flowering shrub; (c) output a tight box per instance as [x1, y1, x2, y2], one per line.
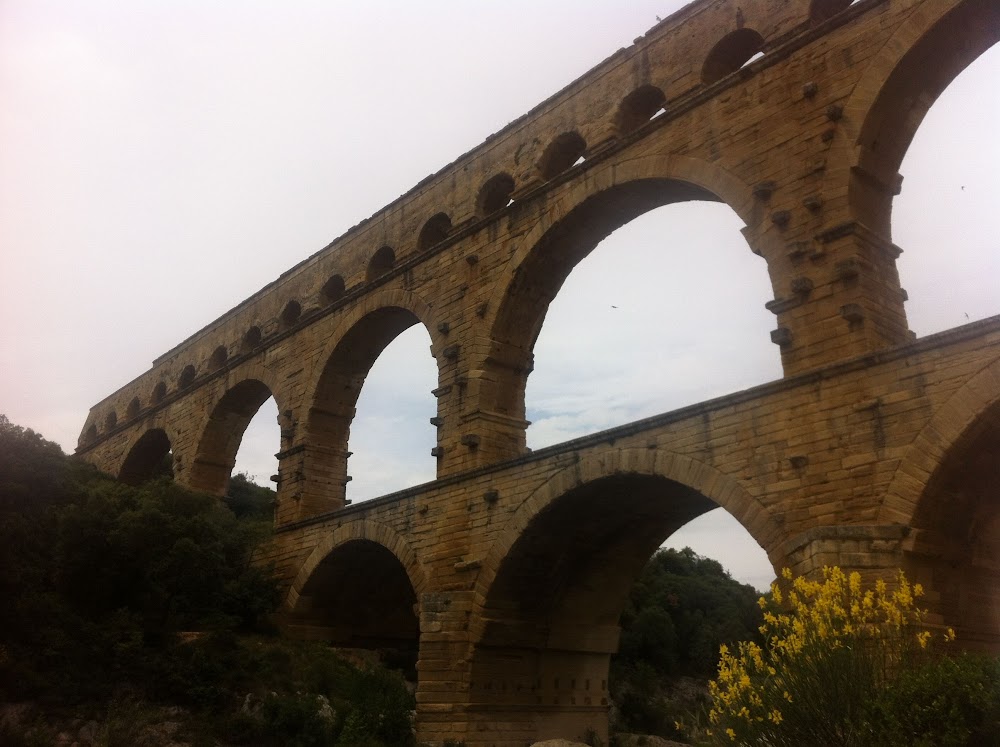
[707, 567, 955, 746]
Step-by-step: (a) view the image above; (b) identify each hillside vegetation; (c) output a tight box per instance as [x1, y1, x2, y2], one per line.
[0, 415, 414, 746]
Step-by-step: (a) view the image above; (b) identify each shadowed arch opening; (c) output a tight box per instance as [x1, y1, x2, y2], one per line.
[152, 380, 166, 404]
[538, 131, 587, 180]
[188, 379, 276, 496]
[179, 365, 196, 390]
[321, 274, 346, 304]
[903, 397, 1000, 648]
[417, 213, 452, 252]
[126, 397, 140, 420]
[208, 345, 228, 372]
[280, 300, 301, 330]
[469, 471, 773, 742]
[615, 85, 666, 136]
[701, 29, 765, 85]
[367, 246, 395, 281]
[105, 411, 117, 430]
[119, 428, 173, 486]
[287, 538, 419, 658]
[241, 326, 262, 353]
[304, 305, 437, 513]
[477, 173, 516, 217]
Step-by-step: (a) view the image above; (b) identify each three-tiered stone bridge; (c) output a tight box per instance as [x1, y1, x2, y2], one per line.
[77, 0, 1000, 742]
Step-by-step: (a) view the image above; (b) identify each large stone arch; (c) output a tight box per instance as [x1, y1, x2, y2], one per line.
[842, 0, 1000, 236]
[286, 518, 427, 612]
[281, 288, 443, 522]
[304, 287, 443, 401]
[474, 447, 783, 613]
[879, 353, 1000, 646]
[880, 353, 1000, 528]
[185, 366, 288, 496]
[473, 154, 767, 440]
[117, 422, 180, 485]
[464, 446, 783, 743]
[282, 518, 426, 650]
[483, 153, 760, 342]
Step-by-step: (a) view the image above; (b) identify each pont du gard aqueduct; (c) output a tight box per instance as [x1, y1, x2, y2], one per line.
[78, 0, 998, 743]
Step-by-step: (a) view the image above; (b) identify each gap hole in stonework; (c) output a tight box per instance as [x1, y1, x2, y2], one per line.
[741, 50, 765, 68]
[346, 325, 437, 503]
[893, 42, 1000, 336]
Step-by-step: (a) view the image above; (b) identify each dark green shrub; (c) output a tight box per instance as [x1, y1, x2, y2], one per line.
[867, 653, 1000, 747]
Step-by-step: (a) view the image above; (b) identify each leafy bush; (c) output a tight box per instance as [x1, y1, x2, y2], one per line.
[705, 566, 989, 746]
[0, 415, 281, 702]
[868, 653, 1000, 747]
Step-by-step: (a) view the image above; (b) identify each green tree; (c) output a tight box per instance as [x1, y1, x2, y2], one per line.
[611, 547, 764, 739]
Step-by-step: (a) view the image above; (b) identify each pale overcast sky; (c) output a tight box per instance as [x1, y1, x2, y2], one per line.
[1, 1, 997, 591]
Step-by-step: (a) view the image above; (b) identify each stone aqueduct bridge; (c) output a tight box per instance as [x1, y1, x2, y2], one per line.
[79, 0, 998, 742]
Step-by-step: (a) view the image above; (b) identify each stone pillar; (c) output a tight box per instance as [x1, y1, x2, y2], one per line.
[438, 337, 532, 476]
[766, 221, 910, 375]
[274, 442, 348, 525]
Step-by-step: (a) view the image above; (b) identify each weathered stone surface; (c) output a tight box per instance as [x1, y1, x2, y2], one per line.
[75, 0, 1000, 744]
